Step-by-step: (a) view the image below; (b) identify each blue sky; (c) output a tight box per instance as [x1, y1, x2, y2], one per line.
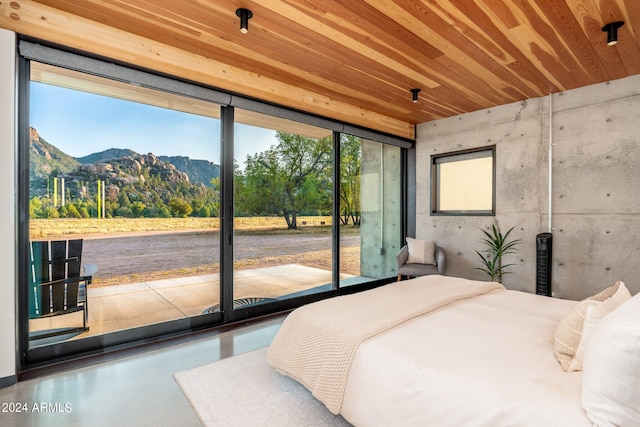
[30, 82, 277, 165]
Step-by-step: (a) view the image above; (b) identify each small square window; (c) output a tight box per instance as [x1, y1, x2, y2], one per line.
[431, 146, 495, 215]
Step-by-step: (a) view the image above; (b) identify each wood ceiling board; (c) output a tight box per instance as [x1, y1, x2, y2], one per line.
[39, 0, 428, 121]
[418, 1, 553, 98]
[532, 0, 610, 82]
[597, 0, 640, 75]
[3, 0, 413, 138]
[478, 0, 522, 29]
[622, 0, 640, 49]
[3, 0, 640, 138]
[566, 0, 622, 79]
[370, 2, 516, 111]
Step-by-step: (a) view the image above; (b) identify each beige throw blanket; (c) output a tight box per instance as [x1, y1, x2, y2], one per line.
[267, 275, 505, 414]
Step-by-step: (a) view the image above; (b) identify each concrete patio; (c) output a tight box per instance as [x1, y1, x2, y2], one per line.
[29, 264, 365, 342]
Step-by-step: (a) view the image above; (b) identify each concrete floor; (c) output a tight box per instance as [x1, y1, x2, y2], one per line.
[29, 264, 338, 340]
[1, 315, 285, 427]
[4, 264, 370, 426]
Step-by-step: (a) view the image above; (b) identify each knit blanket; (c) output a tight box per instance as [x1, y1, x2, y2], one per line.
[267, 275, 505, 414]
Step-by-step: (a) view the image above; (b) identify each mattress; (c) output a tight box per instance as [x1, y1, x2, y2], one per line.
[340, 289, 591, 427]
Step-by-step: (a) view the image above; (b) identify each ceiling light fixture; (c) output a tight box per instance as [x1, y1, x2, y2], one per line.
[602, 21, 624, 46]
[236, 8, 253, 34]
[410, 88, 421, 103]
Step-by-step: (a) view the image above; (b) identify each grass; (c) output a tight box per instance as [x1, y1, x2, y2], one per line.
[29, 216, 334, 239]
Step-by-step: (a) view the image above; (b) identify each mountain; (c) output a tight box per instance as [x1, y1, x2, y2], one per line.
[74, 150, 219, 187]
[29, 128, 220, 187]
[29, 127, 221, 218]
[29, 128, 80, 183]
[158, 156, 219, 186]
[76, 148, 139, 165]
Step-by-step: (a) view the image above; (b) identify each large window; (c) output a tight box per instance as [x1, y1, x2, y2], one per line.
[232, 110, 334, 304]
[431, 146, 495, 215]
[340, 136, 402, 285]
[19, 43, 407, 367]
[27, 62, 222, 348]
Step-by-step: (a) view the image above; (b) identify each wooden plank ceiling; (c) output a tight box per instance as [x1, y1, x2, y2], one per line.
[2, 0, 640, 140]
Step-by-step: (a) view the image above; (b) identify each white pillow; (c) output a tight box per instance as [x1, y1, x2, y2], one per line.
[582, 291, 640, 426]
[570, 281, 631, 371]
[405, 237, 435, 265]
[553, 281, 631, 371]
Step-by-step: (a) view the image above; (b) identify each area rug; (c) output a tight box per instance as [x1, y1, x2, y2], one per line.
[174, 346, 351, 426]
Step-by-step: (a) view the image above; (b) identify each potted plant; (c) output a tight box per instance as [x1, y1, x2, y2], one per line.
[475, 224, 521, 283]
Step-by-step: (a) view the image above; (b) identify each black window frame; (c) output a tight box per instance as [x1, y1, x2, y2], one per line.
[17, 39, 411, 371]
[430, 145, 496, 216]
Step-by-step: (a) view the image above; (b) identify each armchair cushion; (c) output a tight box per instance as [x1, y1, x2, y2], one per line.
[405, 237, 436, 265]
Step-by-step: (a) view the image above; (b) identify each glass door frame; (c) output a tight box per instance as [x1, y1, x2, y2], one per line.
[223, 112, 341, 324]
[16, 41, 409, 371]
[17, 55, 227, 369]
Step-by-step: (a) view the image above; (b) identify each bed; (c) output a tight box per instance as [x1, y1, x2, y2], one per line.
[267, 275, 640, 427]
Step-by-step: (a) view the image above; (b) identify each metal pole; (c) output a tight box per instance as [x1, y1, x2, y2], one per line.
[548, 94, 553, 232]
[96, 179, 101, 218]
[101, 181, 107, 218]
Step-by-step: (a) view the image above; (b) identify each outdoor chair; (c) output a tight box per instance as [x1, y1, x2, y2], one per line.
[29, 239, 94, 340]
[397, 239, 446, 281]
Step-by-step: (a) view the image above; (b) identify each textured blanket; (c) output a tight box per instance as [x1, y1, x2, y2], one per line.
[267, 275, 505, 414]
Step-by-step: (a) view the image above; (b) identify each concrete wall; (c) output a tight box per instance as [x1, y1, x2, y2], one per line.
[0, 28, 16, 385]
[360, 140, 402, 278]
[416, 75, 640, 301]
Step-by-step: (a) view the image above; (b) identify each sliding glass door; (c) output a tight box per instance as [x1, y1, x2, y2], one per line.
[339, 135, 402, 286]
[232, 110, 334, 307]
[19, 44, 407, 368]
[27, 62, 222, 348]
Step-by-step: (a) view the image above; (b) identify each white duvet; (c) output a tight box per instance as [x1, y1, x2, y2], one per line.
[341, 289, 592, 427]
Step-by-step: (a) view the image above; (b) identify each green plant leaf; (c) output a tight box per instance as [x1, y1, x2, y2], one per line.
[474, 224, 521, 282]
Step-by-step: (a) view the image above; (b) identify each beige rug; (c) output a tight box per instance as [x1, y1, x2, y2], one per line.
[174, 346, 352, 426]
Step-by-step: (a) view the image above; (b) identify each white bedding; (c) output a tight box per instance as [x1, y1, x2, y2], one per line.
[267, 275, 503, 413]
[341, 289, 591, 427]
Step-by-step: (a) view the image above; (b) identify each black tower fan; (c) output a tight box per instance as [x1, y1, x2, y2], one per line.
[536, 233, 553, 296]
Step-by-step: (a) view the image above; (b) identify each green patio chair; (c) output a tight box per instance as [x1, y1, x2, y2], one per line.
[29, 239, 94, 340]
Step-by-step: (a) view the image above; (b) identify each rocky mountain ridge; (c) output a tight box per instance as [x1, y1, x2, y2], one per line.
[29, 127, 219, 188]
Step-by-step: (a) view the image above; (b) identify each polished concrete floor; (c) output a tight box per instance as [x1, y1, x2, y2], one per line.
[1, 316, 285, 426]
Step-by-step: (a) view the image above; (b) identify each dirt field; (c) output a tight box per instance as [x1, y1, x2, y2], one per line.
[81, 228, 361, 287]
[30, 217, 360, 287]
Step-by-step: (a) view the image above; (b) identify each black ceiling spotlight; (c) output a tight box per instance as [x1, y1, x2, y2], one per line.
[410, 88, 421, 103]
[602, 21, 624, 46]
[236, 8, 253, 34]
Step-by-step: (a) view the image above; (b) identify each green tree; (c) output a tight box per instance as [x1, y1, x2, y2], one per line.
[210, 176, 220, 192]
[168, 197, 193, 218]
[114, 206, 132, 217]
[236, 132, 332, 229]
[30, 197, 43, 218]
[157, 204, 171, 218]
[190, 198, 204, 216]
[57, 205, 69, 218]
[47, 207, 60, 219]
[130, 201, 146, 217]
[339, 135, 361, 225]
[67, 204, 82, 219]
[197, 206, 211, 217]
